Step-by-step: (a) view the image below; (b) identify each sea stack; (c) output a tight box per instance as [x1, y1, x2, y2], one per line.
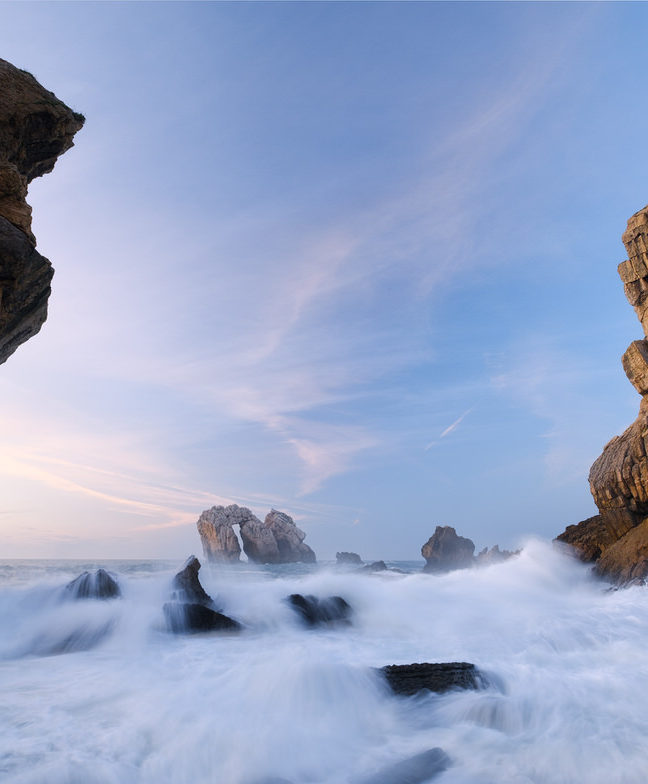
[0, 59, 84, 365]
[197, 504, 316, 564]
[557, 205, 648, 584]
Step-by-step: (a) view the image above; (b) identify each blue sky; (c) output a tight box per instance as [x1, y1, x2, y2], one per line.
[1, 1, 647, 559]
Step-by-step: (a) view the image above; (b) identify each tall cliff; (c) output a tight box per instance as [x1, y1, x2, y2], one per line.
[557, 205, 648, 583]
[0, 59, 84, 365]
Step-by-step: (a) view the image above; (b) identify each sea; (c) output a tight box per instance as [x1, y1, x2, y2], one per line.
[1, 539, 647, 784]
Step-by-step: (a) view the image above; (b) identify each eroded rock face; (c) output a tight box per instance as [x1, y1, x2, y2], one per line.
[421, 526, 475, 573]
[196, 506, 242, 563]
[0, 59, 84, 365]
[265, 509, 316, 563]
[557, 204, 648, 584]
[196, 504, 316, 564]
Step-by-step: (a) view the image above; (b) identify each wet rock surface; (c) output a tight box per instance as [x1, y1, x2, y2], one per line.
[380, 662, 484, 696]
[556, 204, 648, 584]
[286, 593, 352, 627]
[64, 569, 121, 600]
[163, 602, 241, 634]
[164, 556, 240, 634]
[0, 58, 83, 365]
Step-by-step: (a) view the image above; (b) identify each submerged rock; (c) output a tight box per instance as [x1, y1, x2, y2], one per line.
[475, 544, 519, 566]
[163, 602, 241, 634]
[556, 205, 648, 584]
[358, 748, 450, 784]
[421, 526, 475, 573]
[336, 551, 362, 565]
[380, 662, 484, 696]
[29, 621, 115, 656]
[64, 569, 121, 600]
[0, 59, 83, 365]
[286, 594, 352, 627]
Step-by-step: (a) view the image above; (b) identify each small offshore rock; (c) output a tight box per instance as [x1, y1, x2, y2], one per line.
[170, 555, 215, 608]
[286, 594, 352, 627]
[358, 748, 450, 784]
[336, 551, 362, 565]
[421, 526, 475, 573]
[475, 544, 519, 566]
[358, 560, 387, 573]
[163, 602, 241, 634]
[380, 662, 484, 696]
[64, 568, 121, 600]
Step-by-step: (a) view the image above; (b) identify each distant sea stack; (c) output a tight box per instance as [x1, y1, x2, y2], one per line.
[197, 504, 316, 564]
[421, 525, 516, 573]
[0, 59, 84, 365]
[557, 205, 648, 584]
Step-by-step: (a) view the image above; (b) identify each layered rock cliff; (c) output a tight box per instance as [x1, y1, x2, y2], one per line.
[197, 504, 316, 564]
[0, 59, 84, 365]
[557, 205, 648, 584]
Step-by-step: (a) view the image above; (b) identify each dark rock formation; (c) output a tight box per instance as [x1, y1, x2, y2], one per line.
[286, 593, 352, 627]
[64, 568, 121, 600]
[380, 662, 484, 696]
[358, 748, 450, 784]
[197, 504, 316, 564]
[421, 526, 475, 573]
[556, 205, 648, 584]
[170, 555, 216, 607]
[164, 555, 240, 634]
[163, 602, 241, 634]
[336, 551, 362, 565]
[0, 59, 83, 365]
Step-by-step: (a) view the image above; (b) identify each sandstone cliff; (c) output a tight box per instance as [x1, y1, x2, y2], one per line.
[197, 504, 316, 564]
[557, 205, 648, 584]
[0, 59, 84, 365]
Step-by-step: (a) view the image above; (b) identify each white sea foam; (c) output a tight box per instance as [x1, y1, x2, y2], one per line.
[0, 542, 646, 783]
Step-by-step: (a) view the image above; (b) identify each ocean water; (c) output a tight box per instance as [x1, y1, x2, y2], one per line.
[0, 541, 646, 784]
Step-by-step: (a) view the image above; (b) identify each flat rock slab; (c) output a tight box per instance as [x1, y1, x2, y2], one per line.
[380, 662, 483, 696]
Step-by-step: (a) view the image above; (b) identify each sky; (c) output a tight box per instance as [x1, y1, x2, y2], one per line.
[1, 1, 648, 560]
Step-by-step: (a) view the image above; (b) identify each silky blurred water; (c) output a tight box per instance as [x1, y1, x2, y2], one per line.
[1, 542, 646, 784]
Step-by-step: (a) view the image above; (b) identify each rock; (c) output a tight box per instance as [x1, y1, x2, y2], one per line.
[357, 748, 450, 784]
[64, 569, 121, 600]
[286, 594, 352, 627]
[421, 526, 475, 573]
[170, 555, 215, 607]
[336, 551, 362, 565]
[164, 556, 241, 633]
[358, 560, 388, 573]
[163, 602, 241, 634]
[0, 59, 83, 365]
[196, 504, 317, 564]
[380, 662, 484, 696]
[264, 509, 316, 563]
[556, 204, 648, 584]
[240, 512, 282, 564]
[196, 508, 242, 563]
[475, 544, 519, 566]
